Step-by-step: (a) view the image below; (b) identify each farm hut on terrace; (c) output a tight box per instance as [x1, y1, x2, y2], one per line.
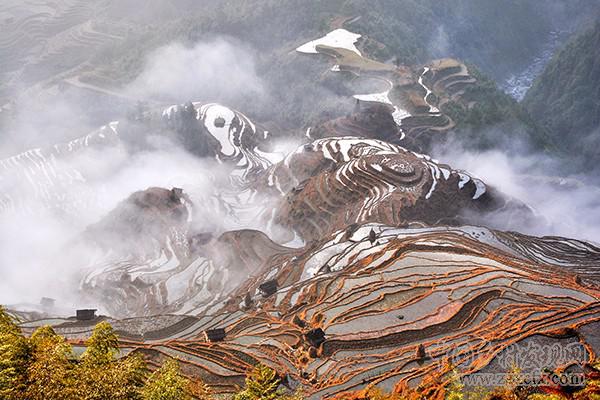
[305, 328, 326, 347]
[203, 328, 226, 342]
[259, 279, 278, 298]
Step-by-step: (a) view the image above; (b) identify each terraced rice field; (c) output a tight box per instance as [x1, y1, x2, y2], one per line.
[0, 0, 127, 99]
[23, 224, 600, 398]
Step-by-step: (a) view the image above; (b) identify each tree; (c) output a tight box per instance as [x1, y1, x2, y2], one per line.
[142, 359, 186, 400]
[75, 321, 146, 400]
[0, 306, 30, 399]
[81, 321, 120, 364]
[25, 325, 77, 400]
[445, 369, 464, 400]
[142, 358, 210, 400]
[234, 364, 282, 400]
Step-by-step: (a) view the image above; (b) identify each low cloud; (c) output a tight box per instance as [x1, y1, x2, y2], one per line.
[0, 36, 273, 311]
[428, 26, 451, 58]
[432, 139, 600, 243]
[126, 38, 266, 104]
[0, 135, 222, 307]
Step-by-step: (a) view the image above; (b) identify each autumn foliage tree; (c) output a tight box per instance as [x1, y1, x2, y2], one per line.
[142, 358, 211, 400]
[75, 321, 146, 400]
[142, 358, 188, 400]
[24, 325, 77, 400]
[234, 364, 281, 400]
[0, 306, 30, 399]
[234, 364, 303, 400]
[0, 308, 208, 400]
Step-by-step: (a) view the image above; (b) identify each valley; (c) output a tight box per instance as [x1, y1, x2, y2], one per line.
[1, 3, 600, 399]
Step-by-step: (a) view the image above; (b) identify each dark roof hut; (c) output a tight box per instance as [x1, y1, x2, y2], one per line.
[76, 309, 97, 321]
[305, 328, 326, 347]
[259, 279, 278, 298]
[204, 328, 226, 342]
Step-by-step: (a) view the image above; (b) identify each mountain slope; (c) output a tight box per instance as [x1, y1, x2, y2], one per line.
[20, 223, 600, 398]
[0, 101, 544, 316]
[524, 21, 600, 167]
[3, 0, 596, 145]
[2, 9, 600, 399]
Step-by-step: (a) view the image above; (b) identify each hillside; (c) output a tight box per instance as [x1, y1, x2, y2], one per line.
[2, 97, 599, 398]
[1, 0, 594, 151]
[2, 3, 600, 400]
[524, 21, 600, 168]
[17, 223, 600, 398]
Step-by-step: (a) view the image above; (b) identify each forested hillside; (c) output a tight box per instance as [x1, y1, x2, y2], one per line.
[524, 21, 600, 165]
